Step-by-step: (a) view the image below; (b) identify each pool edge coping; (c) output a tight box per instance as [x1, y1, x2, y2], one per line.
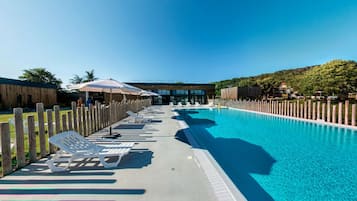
[173, 111, 247, 201]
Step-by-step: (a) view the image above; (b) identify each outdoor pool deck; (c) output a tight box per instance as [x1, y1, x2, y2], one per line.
[0, 106, 220, 201]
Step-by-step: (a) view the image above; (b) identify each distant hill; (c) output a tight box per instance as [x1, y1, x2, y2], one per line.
[213, 59, 357, 98]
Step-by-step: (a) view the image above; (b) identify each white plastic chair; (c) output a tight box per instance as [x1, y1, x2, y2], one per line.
[46, 130, 134, 172]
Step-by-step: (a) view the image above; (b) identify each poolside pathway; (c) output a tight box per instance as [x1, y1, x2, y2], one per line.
[0, 106, 217, 201]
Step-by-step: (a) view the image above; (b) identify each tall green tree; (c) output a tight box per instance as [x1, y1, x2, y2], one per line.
[19, 68, 62, 89]
[70, 69, 98, 84]
[83, 70, 98, 82]
[70, 74, 83, 84]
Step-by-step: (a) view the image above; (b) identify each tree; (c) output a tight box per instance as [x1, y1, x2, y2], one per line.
[70, 75, 83, 84]
[70, 69, 98, 84]
[213, 59, 357, 98]
[83, 70, 98, 82]
[300, 60, 357, 98]
[19, 68, 62, 89]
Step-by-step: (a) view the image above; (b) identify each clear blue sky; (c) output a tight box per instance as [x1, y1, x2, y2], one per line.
[1, 0, 356, 86]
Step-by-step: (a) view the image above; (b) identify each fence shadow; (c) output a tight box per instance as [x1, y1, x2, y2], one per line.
[0, 188, 145, 195]
[0, 179, 116, 184]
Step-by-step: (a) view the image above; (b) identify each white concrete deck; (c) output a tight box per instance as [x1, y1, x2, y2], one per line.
[0, 106, 220, 201]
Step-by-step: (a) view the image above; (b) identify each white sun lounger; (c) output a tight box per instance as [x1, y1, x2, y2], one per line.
[126, 110, 152, 123]
[46, 130, 134, 172]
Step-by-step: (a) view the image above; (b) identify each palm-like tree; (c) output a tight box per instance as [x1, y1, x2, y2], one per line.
[70, 74, 83, 84]
[83, 70, 98, 82]
[70, 69, 98, 84]
[19, 68, 62, 89]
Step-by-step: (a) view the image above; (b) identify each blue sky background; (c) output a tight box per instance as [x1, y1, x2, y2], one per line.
[0, 0, 356, 86]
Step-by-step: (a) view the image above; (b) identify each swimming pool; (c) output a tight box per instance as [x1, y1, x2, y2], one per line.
[178, 108, 357, 201]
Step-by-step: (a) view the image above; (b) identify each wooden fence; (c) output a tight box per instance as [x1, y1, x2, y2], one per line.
[218, 99, 356, 127]
[0, 99, 151, 177]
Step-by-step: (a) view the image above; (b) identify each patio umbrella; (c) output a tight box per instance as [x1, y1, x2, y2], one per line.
[140, 90, 160, 97]
[68, 79, 143, 102]
[67, 79, 143, 136]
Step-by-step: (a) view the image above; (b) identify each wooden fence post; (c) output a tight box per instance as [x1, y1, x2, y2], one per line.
[312, 102, 316, 120]
[308, 100, 312, 119]
[62, 114, 67, 131]
[86, 109, 90, 135]
[0, 123, 12, 176]
[332, 105, 337, 123]
[300, 103, 303, 118]
[352, 104, 356, 126]
[82, 105, 87, 136]
[296, 101, 300, 118]
[345, 100, 349, 125]
[327, 100, 331, 122]
[93, 104, 97, 132]
[338, 102, 343, 124]
[54, 105, 61, 134]
[304, 101, 307, 119]
[321, 103, 326, 121]
[46, 109, 55, 154]
[317, 102, 320, 120]
[27, 115, 37, 162]
[288, 102, 293, 117]
[71, 101, 78, 132]
[95, 101, 100, 131]
[14, 108, 26, 168]
[67, 111, 73, 130]
[89, 104, 93, 134]
[77, 107, 83, 135]
[36, 103, 47, 157]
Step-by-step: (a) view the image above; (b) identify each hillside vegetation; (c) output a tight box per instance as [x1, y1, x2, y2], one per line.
[214, 59, 357, 98]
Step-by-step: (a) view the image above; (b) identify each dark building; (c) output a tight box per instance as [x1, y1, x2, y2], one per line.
[126, 82, 215, 105]
[221, 86, 261, 100]
[0, 77, 57, 110]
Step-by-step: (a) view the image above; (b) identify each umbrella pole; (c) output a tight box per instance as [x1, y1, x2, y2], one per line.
[109, 89, 113, 135]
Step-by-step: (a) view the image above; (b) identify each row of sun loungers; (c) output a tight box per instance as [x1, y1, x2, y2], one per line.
[46, 108, 160, 172]
[169, 102, 215, 108]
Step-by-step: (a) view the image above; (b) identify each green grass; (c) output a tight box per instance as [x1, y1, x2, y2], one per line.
[0, 110, 71, 176]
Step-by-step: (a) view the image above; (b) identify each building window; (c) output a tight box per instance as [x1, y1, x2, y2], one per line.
[190, 90, 205, 95]
[173, 90, 188, 95]
[157, 89, 170, 95]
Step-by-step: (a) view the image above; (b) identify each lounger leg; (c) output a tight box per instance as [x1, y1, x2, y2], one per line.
[99, 155, 123, 168]
[46, 151, 71, 172]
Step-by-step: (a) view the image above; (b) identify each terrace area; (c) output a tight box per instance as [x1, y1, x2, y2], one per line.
[0, 105, 221, 201]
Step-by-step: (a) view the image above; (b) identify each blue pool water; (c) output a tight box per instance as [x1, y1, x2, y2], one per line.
[177, 108, 357, 201]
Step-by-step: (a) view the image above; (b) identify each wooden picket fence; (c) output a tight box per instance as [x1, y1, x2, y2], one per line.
[0, 99, 151, 177]
[219, 99, 357, 127]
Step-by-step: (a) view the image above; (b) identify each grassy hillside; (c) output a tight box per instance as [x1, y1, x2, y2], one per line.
[214, 59, 357, 98]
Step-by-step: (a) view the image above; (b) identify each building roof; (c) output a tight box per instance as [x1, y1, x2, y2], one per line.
[0, 77, 57, 89]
